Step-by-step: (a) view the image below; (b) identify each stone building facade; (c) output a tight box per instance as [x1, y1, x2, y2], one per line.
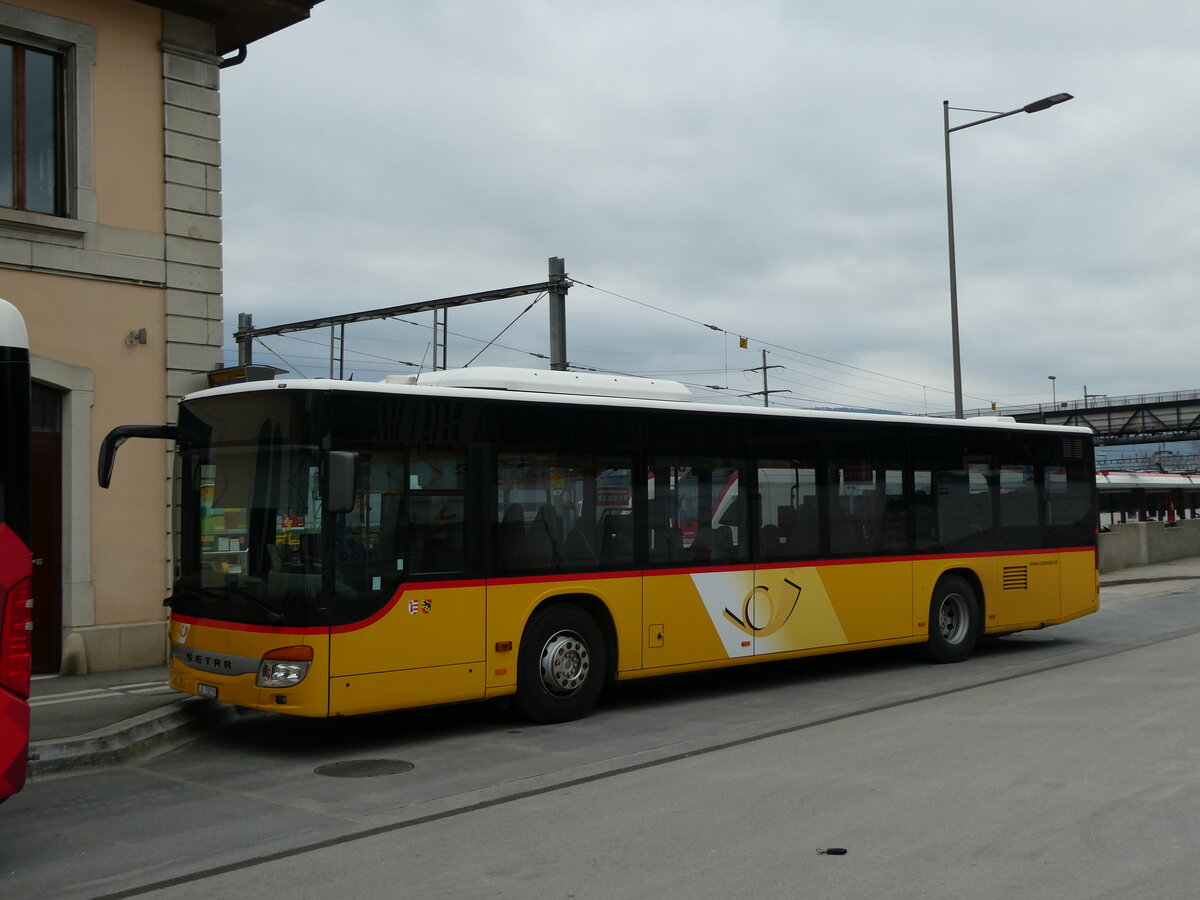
[0, 0, 320, 672]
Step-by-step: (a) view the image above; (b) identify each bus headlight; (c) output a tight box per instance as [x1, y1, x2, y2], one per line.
[257, 646, 314, 688]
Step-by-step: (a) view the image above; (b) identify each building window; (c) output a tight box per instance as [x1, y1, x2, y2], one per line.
[0, 38, 63, 215]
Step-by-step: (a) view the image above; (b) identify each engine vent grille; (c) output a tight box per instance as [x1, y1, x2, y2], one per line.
[1002, 566, 1029, 591]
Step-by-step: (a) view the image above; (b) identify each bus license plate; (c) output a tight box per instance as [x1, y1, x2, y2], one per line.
[197, 683, 218, 700]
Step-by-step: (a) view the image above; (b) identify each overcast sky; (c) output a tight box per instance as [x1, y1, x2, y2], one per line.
[216, 1, 1199, 416]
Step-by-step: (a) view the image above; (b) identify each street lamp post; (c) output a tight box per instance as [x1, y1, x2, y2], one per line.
[943, 92, 1073, 418]
[1048, 374, 1057, 406]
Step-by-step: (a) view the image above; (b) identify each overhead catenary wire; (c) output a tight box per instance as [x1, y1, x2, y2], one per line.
[237, 271, 993, 412]
[254, 330, 426, 372]
[570, 276, 996, 411]
[251, 336, 310, 378]
[385, 314, 549, 364]
[464, 293, 545, 367]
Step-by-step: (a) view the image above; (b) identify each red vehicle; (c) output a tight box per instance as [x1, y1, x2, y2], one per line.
[0, 297, 33, 801]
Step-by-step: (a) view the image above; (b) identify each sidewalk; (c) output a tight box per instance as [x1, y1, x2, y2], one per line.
[1098, 554, 1200, 585]
[24, 557, 1200, 778]
[27, 665, 238, 778]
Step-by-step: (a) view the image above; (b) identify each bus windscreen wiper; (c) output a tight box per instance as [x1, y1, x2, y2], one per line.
[167, 582, 285, 624]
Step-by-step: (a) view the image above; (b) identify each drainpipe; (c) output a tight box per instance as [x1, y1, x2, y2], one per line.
[219, 46, 248, 69]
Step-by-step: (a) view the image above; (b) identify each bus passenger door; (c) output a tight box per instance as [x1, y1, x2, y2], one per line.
[753, 455, 912, 655]
[328, 449, 486, 715]
[644, 461, 756, 668]
[753, 461, 832, 656]
[748, 565, 845, 656]
[667, 568, 757, 664]
[328, 580, 486, 715]
[748, 560, 918, 655]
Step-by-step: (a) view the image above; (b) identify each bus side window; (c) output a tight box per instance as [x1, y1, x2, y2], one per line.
[356, 449, 468, 580]
[495, 454, 633, 572]
[648, 495, 684, 563]
[600, 512, 634, 565]
[406, 493, 466, 574]
[826, 450, 904, 556]
[756, 462, 817, 558]
[912, 473, 937, 549]
[497, 502, 526, 570]
[647, 458, 746, 565]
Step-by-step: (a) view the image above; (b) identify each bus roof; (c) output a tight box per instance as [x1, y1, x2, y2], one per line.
[390, 366, 695, 403]
[185, 367, 1093, 436]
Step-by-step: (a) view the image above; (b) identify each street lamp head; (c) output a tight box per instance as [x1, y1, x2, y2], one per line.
[1023, 93, 1073, 114]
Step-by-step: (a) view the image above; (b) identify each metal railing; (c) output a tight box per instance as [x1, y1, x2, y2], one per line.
[1098, 453, 1200, 474]
[962, 389, 1200, 420]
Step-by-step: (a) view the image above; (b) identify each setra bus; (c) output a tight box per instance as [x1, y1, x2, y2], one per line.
[99, 367, 1099, 723]
[0, 297, 33, 800]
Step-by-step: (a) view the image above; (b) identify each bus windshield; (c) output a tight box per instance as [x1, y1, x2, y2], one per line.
[173, 394, 328, 627]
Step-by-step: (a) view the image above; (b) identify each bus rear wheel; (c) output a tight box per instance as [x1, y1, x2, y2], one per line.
[513, 603, 607, 724]
[921, 575, 979, 663]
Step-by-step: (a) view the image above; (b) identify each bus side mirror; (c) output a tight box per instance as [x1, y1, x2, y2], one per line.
[98, 425, 178, 488]
[324, 451, 359, 514]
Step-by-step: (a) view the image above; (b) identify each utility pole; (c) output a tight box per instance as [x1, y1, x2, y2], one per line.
[743, 349, 789, 407]
[548, 256, 568, 371]
[329, 323, 348, 378]
[237, 313, 254, 365]
[433, 306, 448, 370]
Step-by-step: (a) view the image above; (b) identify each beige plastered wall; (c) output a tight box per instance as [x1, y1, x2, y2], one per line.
[3, 1, 173, 670]
[22, 0, 164, 227]
[12, 267, 167, 612]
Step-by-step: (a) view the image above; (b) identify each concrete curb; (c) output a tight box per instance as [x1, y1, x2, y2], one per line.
[1102, 573, 1200, 587]
[27, 698, 238, 777]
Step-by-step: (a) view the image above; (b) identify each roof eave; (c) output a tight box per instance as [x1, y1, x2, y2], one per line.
[136, 0, 323, 56]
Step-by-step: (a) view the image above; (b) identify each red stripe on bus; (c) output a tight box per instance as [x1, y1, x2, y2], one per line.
[174, 545, 1095, 636]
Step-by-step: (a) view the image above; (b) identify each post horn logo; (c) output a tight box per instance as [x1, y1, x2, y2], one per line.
[723, 578, 802, 638]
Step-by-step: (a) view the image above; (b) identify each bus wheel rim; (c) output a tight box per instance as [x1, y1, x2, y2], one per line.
[539, 630, 589, 695]
[938, 592, 969, 644]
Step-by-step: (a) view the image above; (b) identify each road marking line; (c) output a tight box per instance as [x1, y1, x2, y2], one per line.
[30, 683, 172, 705]
[30, 691, 123, 707]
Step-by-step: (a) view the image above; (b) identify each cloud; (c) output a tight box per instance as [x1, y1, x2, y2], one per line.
[219, 0, 1200, 412]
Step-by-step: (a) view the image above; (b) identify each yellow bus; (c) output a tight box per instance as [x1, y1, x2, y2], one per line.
[100, 367, 1099, 723]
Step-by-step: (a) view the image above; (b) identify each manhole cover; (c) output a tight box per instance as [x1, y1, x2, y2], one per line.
[315, 758, 415, 778]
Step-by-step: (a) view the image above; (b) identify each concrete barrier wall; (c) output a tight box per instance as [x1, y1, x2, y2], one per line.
[1098, 519, 1200, 572]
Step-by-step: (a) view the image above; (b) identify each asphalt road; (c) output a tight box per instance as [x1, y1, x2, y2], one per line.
[3, 575, 1199, 899]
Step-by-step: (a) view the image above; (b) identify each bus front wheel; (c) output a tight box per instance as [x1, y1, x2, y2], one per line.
[513, 603, 607, 724]
[921, 576, 979, 663]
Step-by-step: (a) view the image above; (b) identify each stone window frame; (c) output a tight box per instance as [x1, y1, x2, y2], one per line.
[1, 36, 66, 214]
[0, 2, 96, 233]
